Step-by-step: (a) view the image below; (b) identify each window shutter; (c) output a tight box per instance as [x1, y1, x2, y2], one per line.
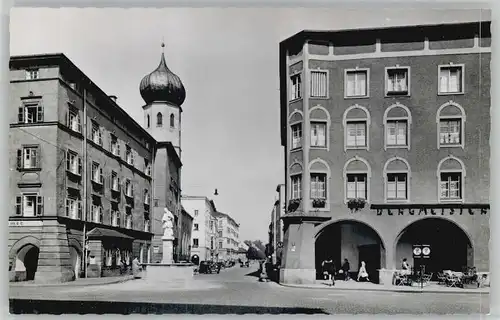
[31, 148, 38, 168]
[37, 104, 44, 122]
[118, 177, 121, 192]
[78, 156, 82, 175]
[65, 198, 70, 217]
[18, 107, 24, 123]
[16, 149, 22, 169]
[65, 111, 69, 127]
[78, 201, 83, 219]
[99, 168, 104, 184]
[77, 113, 82, 133]
[65, 151, 70, 171]
[15, 196, 22, 215]
[36, 196, 44, 216]
[117, 143, 121, 158]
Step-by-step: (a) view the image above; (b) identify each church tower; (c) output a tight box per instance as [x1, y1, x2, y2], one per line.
[140, 43, 185, 158]
[139, 43, 186, 262]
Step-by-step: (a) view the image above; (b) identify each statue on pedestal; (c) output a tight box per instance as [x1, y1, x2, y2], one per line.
[162, 208, 175, 240]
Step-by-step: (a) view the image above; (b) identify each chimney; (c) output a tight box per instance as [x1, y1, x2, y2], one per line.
[109, 95, 117, 103]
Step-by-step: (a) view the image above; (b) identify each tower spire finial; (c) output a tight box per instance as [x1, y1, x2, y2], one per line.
[161, 37, 165, 53]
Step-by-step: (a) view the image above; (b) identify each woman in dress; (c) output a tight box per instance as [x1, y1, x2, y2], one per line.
[357, 261, 370, 282]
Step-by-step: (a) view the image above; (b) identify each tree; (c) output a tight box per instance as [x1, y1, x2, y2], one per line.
[253, 240, 266, 253]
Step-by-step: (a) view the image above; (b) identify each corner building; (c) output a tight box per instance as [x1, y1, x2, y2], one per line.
[278, 21, 491, 284]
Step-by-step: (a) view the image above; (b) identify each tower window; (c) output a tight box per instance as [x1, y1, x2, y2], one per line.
[157, 112, 163, 127]
[170, 114, 175, 128]
[147, 114, 150, 128]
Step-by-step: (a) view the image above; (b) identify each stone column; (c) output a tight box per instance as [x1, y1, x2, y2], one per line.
[35, 220, 74, 283]
[280, 221, 316, 284]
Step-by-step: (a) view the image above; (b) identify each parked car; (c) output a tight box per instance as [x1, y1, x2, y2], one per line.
[240, 261, 250, 268]
[198, 261, 220, 274]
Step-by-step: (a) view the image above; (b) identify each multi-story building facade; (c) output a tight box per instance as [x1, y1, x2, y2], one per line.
[279, 21, 491, 284]
[9, 45, 193, 282]
[214, 212, 240, 261]
[182, 196, 218, 262]
[9, 53, 155, 283]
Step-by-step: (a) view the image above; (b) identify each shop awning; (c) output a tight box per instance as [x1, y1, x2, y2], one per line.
[87, 227, 134, 240]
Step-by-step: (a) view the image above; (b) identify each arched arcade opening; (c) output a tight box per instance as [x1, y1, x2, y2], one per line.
[315, 220, 385, 283]
[395, 218, 473, 278]
[12, 244, 40, 281]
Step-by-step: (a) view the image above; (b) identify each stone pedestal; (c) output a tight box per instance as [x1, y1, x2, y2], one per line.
[161, 237, 174, 264]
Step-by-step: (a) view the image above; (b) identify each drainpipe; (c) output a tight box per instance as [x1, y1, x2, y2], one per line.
[82, 87, 88, 278]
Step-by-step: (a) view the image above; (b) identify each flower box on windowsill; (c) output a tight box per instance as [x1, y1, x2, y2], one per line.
[347, 198, 366, 212]
[287, 199, 301, 213]
[312, 199, 326, 208]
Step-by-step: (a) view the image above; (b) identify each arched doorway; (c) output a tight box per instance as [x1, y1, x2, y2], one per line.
[69, 246, 81, 279]
[395, 218, 473, 277]
[14, 244, 40, 281]
[315, 220, 385, 283]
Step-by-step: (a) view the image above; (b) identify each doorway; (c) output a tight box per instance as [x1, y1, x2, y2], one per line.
[358, 244, 381, 284]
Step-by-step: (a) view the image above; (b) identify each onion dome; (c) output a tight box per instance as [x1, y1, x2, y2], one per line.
[139, 43, 186, 106]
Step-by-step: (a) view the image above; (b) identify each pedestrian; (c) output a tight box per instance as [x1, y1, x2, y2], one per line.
[341, 259, 350, 281]
[132, 256, 142, 279]
[401, 258, 411, 276]
[357, 261, 370, 282]
[321, 258, 335, 286]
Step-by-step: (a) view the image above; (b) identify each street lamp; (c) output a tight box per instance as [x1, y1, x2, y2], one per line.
[214, 188, 219, 196]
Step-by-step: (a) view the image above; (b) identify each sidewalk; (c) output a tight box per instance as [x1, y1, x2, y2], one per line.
[9, 275, 135, 288]
[279, 280, 490, 294]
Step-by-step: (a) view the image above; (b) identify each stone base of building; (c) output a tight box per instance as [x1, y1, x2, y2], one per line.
[279, 268, 316, 284]
[34, 267, 75, 284]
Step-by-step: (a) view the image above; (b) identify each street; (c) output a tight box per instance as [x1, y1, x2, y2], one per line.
[9, 264, 489, 314]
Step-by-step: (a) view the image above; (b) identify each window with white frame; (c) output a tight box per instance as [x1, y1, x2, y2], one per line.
[125, 210, 132, 229]
[439, 65, 463, 94]
[91, 121, 103, 146]
[18, 102, 43, 124]
[387, 173, 407, 200]
[346, 121, 366, 147]
[111, 210, 120, 227]
[25, 69, 39, 80]
[310, 173, 326, 199]
[15, 194, 44, 217]
[65, 197, 81, 219]
[144, 159, 151, 176]
[157, 112, 163, 127]
[386, 120, 407, 146]
[386, 68, 409, 95]
[125, 179, 134, 198]
[310, 122, 326, 147]
[439, 119, 461, 145]
[290, 74, 302, 100]
[16, 145, 40, 170]
[144, 189, 150, 205]
[291, 174, 302, 199]
[91, 204, 103, 223]
[66, 150, 82, 175]
[110, 134, 120, 157]
[291, 123, 302, 149]
[91, 162, 104, 184]
[111, 171, 120, 192]
[345, 69, 368, 97]
[193, 238, 199, 248]
[346, 174, 367, 200]
[310, 70, 327, 98]
[194, 223, 199, 231]
[125, 146, 134, 166]
[440, 172, 462, 200]
[66, 106, 81, 133]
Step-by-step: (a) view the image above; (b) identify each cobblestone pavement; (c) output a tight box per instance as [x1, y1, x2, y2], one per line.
[9, 265, 489, 315]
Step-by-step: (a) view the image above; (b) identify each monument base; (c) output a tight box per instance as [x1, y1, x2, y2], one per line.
[161, 238, 174, 264]
[141, 263, 195, 283]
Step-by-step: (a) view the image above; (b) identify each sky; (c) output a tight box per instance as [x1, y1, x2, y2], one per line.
[9, 7, 490, 242]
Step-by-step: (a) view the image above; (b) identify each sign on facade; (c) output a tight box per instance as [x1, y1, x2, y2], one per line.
[9, 220, 43, 227]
